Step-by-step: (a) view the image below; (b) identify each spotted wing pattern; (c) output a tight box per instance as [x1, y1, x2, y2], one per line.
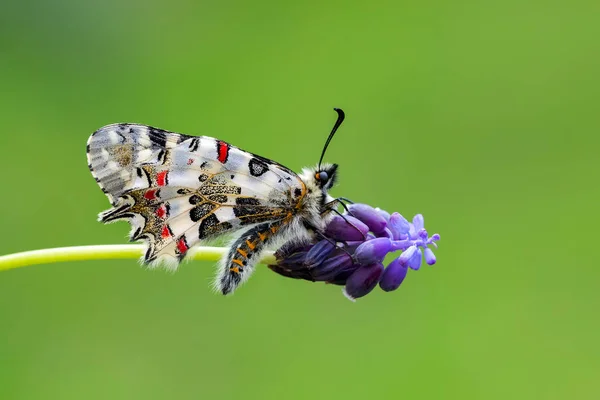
[87, 123, 306, 267]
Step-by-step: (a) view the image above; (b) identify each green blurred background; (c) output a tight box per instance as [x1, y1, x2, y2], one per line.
[1, 0, 598, 399]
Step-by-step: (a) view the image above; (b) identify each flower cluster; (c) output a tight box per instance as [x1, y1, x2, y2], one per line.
[269, 203, 440, 301]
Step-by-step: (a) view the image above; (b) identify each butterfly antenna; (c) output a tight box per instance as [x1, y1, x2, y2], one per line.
[318, 108, 345, 170]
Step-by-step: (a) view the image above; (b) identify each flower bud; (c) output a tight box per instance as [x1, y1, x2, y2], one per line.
[343, 263, 384, 300]
[311, 253, 354, 281]
[325, 215, 369, 241]
[268, 265, 314, 281]
[424, 247, 436, 265]
[354, 238, 392, 265]
[375, 207, 391, 222]
[277, 251, 309, 268]
[348, 204, 388, 234]
[305, 240, 336, 267]
[388, 212, 410, 239]
[326, 267, 358, 286]
[375, 227, 394, 239]
[412, 214, 424, 233]
[408, 248, 422, 270]
[398, 245, 417, 266]
[379, 257, 408, 292]
[275, 243, 312, 260]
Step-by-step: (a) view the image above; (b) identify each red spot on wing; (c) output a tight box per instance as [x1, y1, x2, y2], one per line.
[156, 204, 167, 218]
[187, 158, 194, 165]
[161, 225, 171, 239]
[144, 189, 158, 200]
[176, 237, 189, 255]
[217, 141, 229, 164]
[156, 170, 168, 186]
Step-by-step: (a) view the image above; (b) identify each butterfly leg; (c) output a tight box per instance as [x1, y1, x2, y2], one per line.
[216, 220, 285, 295]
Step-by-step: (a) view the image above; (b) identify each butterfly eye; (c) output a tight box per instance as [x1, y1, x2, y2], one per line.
[318, 171, 329, 182]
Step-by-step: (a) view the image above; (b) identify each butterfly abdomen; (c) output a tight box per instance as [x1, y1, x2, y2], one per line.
[217, 220, 287, 294]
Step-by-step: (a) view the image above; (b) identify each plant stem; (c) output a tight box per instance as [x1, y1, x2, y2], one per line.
[0, 245, 276, 272]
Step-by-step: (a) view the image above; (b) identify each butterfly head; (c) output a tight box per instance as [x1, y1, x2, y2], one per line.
[313, 163, 338, 191]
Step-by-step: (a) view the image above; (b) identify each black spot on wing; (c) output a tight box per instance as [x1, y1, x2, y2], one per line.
[145, 247, 155, 263]
[190, 203, 216, 222]
[249, 157, 269, 177]
[157, 149, 166, 163]
[132, 227, 142, 241]
[200, 185, 242, 196]
[148, 127, 168, 148]
[198, 213, 220, 239]
[236, 197, 261, 206]
[208, 194, 228, 203]
[294, 188, 302, 197]
[250, 152, 297, 176]
[233, 197, 263, 219]
[189, 138, 200, 152]
[189, 195, 202, 205]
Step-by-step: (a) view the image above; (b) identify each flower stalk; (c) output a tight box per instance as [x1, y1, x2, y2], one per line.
[0, 245, 275, 273]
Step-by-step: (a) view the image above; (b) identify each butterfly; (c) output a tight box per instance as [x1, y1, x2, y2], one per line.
[87, 108, 346, 294]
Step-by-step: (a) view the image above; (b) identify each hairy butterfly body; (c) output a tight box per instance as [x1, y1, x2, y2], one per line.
[87, 109, 345, 294]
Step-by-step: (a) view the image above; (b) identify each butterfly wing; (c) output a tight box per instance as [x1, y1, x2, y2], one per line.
[87, 123, 306, 266]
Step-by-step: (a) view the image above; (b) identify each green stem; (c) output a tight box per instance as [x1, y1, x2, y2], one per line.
[0, 245, 276, 272]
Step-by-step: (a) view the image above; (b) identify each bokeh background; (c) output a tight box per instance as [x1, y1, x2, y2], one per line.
[1, 0, 598, 399]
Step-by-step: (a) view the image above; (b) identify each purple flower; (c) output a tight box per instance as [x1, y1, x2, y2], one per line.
[268, 204, 441, 301]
